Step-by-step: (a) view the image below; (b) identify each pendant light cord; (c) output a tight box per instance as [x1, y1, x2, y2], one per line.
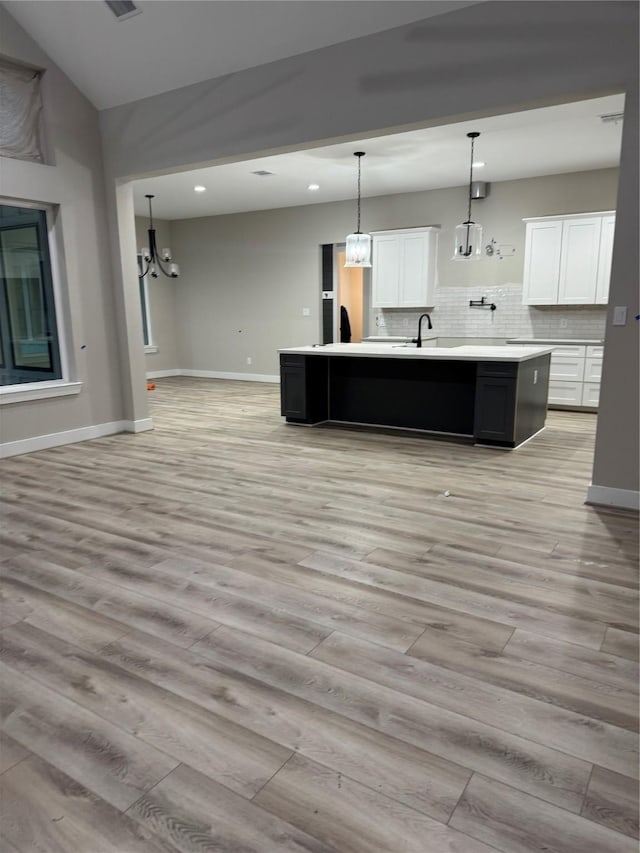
[354, 151, 365, 234]
[466, 134, 476, 224]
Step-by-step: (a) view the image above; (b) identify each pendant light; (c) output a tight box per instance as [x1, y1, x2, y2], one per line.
[139, 194, 180, 279]
[345, 151, 372, 268]
[453, 132, 483, 260]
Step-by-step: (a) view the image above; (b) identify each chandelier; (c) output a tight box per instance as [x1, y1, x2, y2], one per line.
[139, 194, 180, 278]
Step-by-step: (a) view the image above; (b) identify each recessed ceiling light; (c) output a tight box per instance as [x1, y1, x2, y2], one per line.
[473, 161, 485, 168]
[308, 183, 320, 191]
[194, 185, 206, 193]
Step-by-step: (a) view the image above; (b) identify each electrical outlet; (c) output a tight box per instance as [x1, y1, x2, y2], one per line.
[560, 318, 568, 329]
[403, 318, 409, 328]
[246, 357, 252, 365]
[302, 307, 310, 316]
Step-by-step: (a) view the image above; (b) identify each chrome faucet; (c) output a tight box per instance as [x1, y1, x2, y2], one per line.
[413, 313, 433, 348]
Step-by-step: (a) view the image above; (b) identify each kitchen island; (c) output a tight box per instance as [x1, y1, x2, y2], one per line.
[279, 343, 552, 448]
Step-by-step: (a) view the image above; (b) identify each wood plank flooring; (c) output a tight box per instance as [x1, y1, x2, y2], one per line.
[0, 376, 638, 852]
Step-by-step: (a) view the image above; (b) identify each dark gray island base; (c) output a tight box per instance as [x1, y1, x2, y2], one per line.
[280, 344, 551, 449]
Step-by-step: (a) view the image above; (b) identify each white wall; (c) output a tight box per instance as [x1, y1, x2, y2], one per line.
[0, 7, 125, 449]
[167, 168, 617, 375]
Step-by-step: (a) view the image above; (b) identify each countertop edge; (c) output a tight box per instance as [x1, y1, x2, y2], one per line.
[279, 345, 554, 363]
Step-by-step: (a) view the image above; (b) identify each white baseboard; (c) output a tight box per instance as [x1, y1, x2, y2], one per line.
[181, 369, 279, 383]
[0, 417, 154, 458]
[123, 418, 154, 433]
[586, 484, 640, 511]
[146, 368, 181, 379]
[1, 420, 123, 458]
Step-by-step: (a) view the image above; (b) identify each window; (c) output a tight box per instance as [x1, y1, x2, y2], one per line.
[0, 57, 43, 162]
[0, 203, 62, 385]
[137, 254, 153, 348]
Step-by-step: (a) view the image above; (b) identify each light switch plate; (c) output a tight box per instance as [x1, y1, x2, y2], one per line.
[613, 306, 627, 326]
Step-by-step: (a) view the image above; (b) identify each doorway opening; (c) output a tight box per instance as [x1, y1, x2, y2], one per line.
[321, 243, 369, 344]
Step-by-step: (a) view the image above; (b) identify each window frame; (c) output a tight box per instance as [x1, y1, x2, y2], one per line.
[137, 253, 156, 351]
[0, 197, 77, 404]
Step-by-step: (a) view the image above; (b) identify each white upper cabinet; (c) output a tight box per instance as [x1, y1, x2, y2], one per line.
[371, 234, 401, 307]
[522, 212, 615, 306]
[595, 214, 616, 304]
[522, 221, 563, 305]
[372, 227, 438, 308]
[557, 217, 602, 304]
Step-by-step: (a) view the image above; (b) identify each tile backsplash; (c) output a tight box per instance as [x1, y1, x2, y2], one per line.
[373, 284, 607, 341]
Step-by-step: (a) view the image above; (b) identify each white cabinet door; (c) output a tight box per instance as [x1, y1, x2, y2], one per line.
[522, 213, 615, 306]
[549, 356, 585, 382]
[371, 235, 401, 307]
[584, 356, 603, 383]
[398, 230, 437, 307]
[548, 381, 583, 405]
[522, 221, 563, 305]
[581, 382, 600, 407]
[372, 229, 438, 307]
[595, 214, 615, 304]
[557, 217, 602, 304]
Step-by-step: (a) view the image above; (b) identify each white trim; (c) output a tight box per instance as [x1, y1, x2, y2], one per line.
[146, 368, 180, 379]
[182, 369, 279, 383]
[1, 420, 123, 458]
[522, 210, 615, 222]
[0, 417, 154, 458]
[122, 418, 153, 433]
[586, 484, 640, 511]
[0, 380, 82, 405]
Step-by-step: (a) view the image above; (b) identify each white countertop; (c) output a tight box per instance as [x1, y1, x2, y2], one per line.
[507, 337, 604, 345]
[280, 343, 554, 362]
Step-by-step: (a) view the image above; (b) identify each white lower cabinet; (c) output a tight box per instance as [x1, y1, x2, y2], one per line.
[510, 341, 603, 409]
[549, 356, 584, 383]
[581, 382, 601, 407]
[584, 357, 603, 383]
[548, 381, 583, 406]
[548, 345, 602, 409]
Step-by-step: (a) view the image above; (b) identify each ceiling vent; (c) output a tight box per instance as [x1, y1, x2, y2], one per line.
[252, 170, 275, 177]
[105, 1, 141, 21]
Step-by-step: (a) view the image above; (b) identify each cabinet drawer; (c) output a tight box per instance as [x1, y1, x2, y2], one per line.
[584, 357, 603, 383]
[547, 381, 583, 405]
[586, 345, 604, 358]
[551, 344, 585, 358]
[581, 382, 600, 407]
[280, 354, 306, 366]
[477, 362, 518, 378]
[549, 356, 585, 382]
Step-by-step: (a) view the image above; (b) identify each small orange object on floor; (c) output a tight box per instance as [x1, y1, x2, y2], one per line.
[146, 382, 155, 391]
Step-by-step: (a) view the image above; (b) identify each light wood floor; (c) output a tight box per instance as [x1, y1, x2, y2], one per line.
[1, 377, 638, 853]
